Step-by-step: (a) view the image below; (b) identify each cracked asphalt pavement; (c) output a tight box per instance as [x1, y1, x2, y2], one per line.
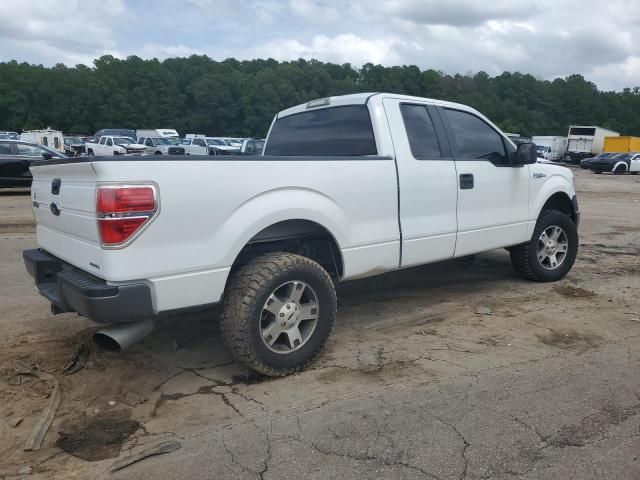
[0, 169, 639, 479]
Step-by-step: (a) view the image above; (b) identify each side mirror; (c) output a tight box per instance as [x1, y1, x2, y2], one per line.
[512, 142, 537, 166]
[41, 152, 53, 160]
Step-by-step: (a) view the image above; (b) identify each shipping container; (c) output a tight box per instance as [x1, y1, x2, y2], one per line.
[603, 136, 640, 153]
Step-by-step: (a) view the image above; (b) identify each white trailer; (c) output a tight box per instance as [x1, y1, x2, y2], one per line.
[20, 128, 65, 153]
[136, 129, 179, 140]
[532, 136, 567, 161]
[565, 126, 619, 163]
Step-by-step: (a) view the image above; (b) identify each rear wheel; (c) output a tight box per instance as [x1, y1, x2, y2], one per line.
[221, 252, 337, 376]
[510, 210, 578, 282]
[87, 149, 94, 156]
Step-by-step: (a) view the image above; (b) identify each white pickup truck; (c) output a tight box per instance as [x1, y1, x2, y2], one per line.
[85, 136, 147, 156]
[24, 93, 579, 376]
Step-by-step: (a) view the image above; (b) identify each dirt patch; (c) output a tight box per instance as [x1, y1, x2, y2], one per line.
[551, 402, 640, 447]
[536, 330, 601, 350]
[477, 334, 508, 347]
[553, 285, 596, 299]
[56, 410, 140, 461]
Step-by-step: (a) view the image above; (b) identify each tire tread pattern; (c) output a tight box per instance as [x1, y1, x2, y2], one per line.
[220, 252, 337, 376]
[510, 210, 578, 282]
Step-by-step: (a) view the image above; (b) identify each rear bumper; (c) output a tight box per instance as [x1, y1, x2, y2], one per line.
[23, 249, 154, 324]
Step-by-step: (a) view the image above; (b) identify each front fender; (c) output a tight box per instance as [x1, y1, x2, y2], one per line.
[529, 172, 576, 234]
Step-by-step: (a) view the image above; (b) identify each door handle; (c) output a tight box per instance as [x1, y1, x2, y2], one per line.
[459, 173, 474, 189]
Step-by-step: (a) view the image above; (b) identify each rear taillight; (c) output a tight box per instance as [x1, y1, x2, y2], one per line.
[96, 185, 158, 247]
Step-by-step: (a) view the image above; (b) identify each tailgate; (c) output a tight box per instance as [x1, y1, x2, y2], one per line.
[30, 161, 103, 276]
[568, 138, 590, 153]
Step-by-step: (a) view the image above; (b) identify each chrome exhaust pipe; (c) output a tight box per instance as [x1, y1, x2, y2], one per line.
[93, 320, 154, 351]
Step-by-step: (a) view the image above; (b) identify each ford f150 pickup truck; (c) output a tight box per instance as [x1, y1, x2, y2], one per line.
[23, 93, 580, 376]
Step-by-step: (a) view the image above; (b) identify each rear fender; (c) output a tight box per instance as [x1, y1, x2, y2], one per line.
[215, 187, 349, 268]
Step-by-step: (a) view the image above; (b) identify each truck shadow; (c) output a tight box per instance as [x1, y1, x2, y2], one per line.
[132, 249, 518, 370]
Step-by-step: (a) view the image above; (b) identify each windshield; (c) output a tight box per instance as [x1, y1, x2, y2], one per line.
[64, 137, 84, 145]
[153, 137, 173, 145]
[113, 137, 136, 145]
[206, 138, 226, 146]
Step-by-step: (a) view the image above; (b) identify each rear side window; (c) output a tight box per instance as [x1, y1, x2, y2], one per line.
[0, 143, 12, 154]
[265, 105, 377, 156]
[445, 109, 508, 165]
[400, 104, 442, 159]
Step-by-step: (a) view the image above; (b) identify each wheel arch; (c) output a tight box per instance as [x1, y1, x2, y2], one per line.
[613, 161, 628, 172]
[219, 187, 350, 280]
[532, 175, 578, 225]
[231, 219, 345, 279]
[538, 191, 577, 224]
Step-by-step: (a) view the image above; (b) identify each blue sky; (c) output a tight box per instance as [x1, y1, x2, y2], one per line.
[1, 0, 639, 91]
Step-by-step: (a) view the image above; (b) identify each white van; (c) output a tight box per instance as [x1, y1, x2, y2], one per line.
[20, 128, 65, 153]
[136, 129, 179, 140]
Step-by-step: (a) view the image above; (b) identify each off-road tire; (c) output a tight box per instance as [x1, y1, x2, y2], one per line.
[510, 210, 578, 282]
[220, 252, 337, 376]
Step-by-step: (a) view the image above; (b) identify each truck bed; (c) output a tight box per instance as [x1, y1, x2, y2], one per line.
[30, 155, 400, 312]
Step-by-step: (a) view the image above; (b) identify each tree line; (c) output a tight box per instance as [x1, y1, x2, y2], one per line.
[1, 55, 639, 138]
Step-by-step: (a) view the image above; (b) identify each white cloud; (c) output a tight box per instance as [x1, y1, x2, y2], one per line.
[289, 0, 340, 23]
[0, 0, 128, 65]
[254, 33, 404, 65]
[138, 44, 205, 59]
[0, 0, 639, 90]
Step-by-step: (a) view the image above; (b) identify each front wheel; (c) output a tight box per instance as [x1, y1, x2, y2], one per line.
[613, 165, 627, 175]
[510, 210, 578, 282]
[221, 252, 337, 376]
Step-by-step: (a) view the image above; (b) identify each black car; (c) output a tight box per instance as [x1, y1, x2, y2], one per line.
[0, 140, 66, 187]
[585, 152, 640, 174]
[580, 152, 615, 169]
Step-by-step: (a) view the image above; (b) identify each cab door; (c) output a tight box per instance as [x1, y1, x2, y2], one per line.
[437, 107, 531, 256]
[382, 98, 459, 267]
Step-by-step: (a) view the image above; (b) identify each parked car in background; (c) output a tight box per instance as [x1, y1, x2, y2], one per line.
[137, 135, 185, 155]
[0, 131, 19, 140]
[94, 129, 137, 140]
[565, 125, 619, 164]
[85, 136, 147, 156]
[580, 152, 614, 169]
[20, 128, 65, 153]
[585, 152, 640, 174]
[238, 138, 265, 155]
[181, 135, 240, 155]
[0, 140, 66, 187]
[63, 135, 87, 156]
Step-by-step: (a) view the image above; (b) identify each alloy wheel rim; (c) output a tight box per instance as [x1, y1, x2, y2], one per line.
[537, 225, 568, 270]
[259, 281, 319, 354]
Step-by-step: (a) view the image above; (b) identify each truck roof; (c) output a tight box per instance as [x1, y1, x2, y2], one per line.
[276, 92, 480, 119]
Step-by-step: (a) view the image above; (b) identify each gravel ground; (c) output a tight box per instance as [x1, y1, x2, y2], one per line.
[0, 168, 638, 479]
